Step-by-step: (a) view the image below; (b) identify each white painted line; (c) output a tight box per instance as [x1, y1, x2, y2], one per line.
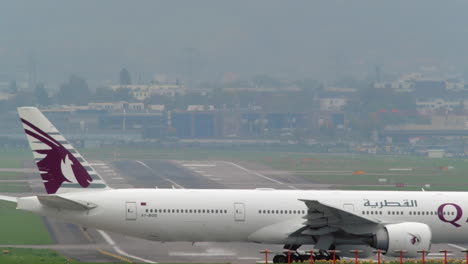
[89, 163, 106, 166]
[194, 171, 205, 174]
[169, 251, 235, 257]
[210, 178, 222, 181]
[239, 257, 261, 260]
[136, 160, 184, 189]
[428, 253, 454, 256]
[111, 177, 124, 180]
[202, 174, 213, 177]
[224, 161, 285, 185]
[97, 230, 156, 263]
[182, 164, 216, 167]
[288, 185, 299, 190]
[448, 243, 467, 251]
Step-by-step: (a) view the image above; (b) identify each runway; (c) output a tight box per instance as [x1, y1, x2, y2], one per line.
[4, 158, 468, 263]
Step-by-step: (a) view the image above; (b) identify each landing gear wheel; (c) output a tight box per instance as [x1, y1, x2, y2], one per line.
[273, 254, 287, 263]
[291, 254, 300, 262]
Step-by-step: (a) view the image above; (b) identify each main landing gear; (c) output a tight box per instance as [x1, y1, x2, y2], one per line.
[272, 251, 341, 263]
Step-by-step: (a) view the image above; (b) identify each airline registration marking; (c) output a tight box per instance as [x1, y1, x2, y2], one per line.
[141, 213, 158, 218]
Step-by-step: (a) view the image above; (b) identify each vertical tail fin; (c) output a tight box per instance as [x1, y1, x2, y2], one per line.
[18, 107, 109, 194]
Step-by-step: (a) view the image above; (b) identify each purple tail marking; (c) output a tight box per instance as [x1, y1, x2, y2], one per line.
[21, 118, 93, 194]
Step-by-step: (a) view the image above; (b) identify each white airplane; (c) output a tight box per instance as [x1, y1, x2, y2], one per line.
[0, 107, 465, 263]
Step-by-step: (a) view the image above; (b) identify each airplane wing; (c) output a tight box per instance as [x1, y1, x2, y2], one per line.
[298, 199, 380, 236]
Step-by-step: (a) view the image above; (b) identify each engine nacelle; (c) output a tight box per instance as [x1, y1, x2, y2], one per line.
[371, 222, 432, 258]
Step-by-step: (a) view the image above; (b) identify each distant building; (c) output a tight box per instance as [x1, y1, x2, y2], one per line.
[223, 86, 301, 93]
[0, 92, 15, 101]
[416, 99, 461, 114]
[319, 98, 347, 111]
[88, 102, 144, 111]
[187, 105, 214, 111]
[110, 84, 186, 100]
[374, 73, 468, 93]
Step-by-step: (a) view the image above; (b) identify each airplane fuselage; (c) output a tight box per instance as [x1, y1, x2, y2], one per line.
[17, 189, 468, 245]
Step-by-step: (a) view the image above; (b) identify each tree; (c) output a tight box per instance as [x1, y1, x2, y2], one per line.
[13, 91, 37, 107]
[119, 68, 132, 85]
[56, 75, 91, 105]
[34, 83, 50, 106]
[8, 80, 17, 94]
[94, 87, 132, 102]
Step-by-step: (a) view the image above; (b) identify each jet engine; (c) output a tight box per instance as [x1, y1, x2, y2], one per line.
[370, 222, 432, 258]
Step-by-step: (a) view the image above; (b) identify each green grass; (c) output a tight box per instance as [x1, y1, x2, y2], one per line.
[0, 183, 31, 193]
[0, 149, 30, 168]
[0, 202, 53, 245]
[0, 172, 22, 180]
[0, 248, 230, 264]
[0, 248, 70, 264]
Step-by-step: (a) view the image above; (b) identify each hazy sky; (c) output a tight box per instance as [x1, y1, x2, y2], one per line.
[1, 0, 468, 87]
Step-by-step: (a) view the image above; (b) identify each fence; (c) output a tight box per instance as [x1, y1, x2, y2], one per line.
[260, 249, 468, 264]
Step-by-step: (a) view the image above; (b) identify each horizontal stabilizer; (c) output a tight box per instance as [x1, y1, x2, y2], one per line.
[37, 195, 97, 211]
[0, 195, 17, 204]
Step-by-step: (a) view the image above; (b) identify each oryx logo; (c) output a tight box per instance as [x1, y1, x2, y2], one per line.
[437, 203, 463, 227]
[408, 233, 421, 245]
[21, 118, 93, 194]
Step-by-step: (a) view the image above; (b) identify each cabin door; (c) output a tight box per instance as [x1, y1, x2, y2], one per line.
[234, 203, 245, 221]
[126, 202, 137, 220]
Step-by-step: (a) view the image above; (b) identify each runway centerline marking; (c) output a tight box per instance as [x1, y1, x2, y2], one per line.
[223, 161, 285, 185]
[136, 160, 185, 189]
[182, 164, 216, 167]
[97, 230, 156, 263]
[448, 244, 467, 251]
